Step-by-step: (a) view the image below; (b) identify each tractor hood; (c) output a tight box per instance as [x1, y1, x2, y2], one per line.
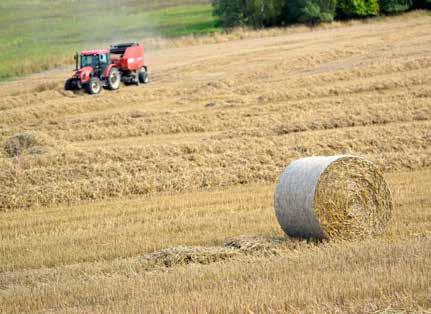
[74, 66, 93, 83]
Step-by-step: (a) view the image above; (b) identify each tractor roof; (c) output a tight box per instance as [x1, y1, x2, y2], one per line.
[81, 49, 109, 56]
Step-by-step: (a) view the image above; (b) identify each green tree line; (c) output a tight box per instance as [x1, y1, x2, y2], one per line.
[212, 0, 430, 27]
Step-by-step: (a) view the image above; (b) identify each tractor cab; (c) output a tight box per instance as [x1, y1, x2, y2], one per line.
[77, 50, 110, 75]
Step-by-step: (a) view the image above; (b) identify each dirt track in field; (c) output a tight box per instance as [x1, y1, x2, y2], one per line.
[0, 14, 430, 211]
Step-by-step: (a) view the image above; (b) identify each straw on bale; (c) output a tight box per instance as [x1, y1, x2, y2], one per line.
[274, 156, 393, 240]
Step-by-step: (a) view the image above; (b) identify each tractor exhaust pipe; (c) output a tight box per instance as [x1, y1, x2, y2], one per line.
[74, 52, 79, 71]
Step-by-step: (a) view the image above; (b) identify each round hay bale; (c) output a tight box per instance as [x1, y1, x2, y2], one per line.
[3, 131, 56, 158]
[274, 156, 392, 240]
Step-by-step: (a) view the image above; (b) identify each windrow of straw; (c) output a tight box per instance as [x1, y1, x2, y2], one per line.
[0, 122, 428, 211]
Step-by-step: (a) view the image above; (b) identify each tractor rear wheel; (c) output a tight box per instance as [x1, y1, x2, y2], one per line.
[107, 68, 121, 90]
[138, 67, 149, 84]
[85, 78, 102, 95]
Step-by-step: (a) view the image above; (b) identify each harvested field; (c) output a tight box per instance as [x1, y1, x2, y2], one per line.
[0, 12, 430, 313]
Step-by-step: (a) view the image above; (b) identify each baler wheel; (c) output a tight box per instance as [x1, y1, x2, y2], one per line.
[138, 68, 149, 84]
[134, 71, 140, 86]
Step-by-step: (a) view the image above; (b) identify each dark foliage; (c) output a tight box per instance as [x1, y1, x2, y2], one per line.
[379, 0, 413, 13]
[286, 0, 337, 24]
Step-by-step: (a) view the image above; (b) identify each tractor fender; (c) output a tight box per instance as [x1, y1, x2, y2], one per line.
[78, 66, 93, 84]
[104, 64, 118, 78]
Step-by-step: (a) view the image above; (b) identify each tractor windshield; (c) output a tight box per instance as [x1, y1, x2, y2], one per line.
[81, 55, 98, 68]
[80, 54, 109, 68]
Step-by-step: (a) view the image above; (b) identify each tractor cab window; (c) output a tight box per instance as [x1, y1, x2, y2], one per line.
[81, 55, 98, 68]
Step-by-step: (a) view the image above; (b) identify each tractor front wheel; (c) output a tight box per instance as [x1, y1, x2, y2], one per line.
[85, 78, 102, 95]
[64, 78, 75, 91]
[107, 68, 121, 90]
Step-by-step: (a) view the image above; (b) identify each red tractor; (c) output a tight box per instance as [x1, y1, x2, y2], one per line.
[65, 43, 149, 94]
